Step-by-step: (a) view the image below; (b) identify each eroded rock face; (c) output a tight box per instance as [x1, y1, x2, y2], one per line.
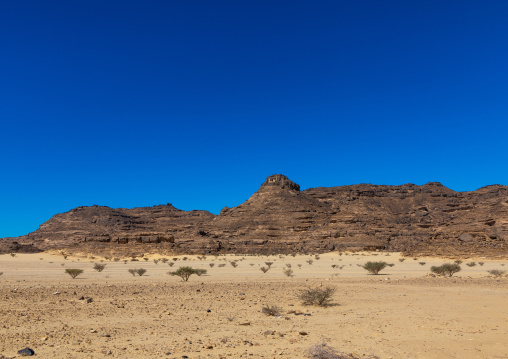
[2, 175, 507, 257]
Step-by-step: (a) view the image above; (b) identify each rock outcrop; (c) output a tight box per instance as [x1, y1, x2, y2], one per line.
[2, 174, 507, 257]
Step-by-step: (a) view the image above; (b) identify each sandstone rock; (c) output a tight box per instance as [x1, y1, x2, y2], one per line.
[2, 174, 507, 257]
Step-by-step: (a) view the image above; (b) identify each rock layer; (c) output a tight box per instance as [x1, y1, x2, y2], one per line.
[2, 174, 507, 257]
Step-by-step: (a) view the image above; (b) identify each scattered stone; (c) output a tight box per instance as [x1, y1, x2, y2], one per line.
[299, 331, 308, 335]
[239, 321, 251, 326]
[17, 347, 35, 356]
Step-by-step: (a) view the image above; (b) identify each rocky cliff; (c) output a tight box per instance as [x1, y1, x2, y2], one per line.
[2, 175, 507, 257]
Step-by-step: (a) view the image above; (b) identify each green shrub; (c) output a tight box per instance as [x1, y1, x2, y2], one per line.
[362, 261, 388, 275]
[298, 286, 336, 306]
[169, 266, 202, 281]
[136, 268, 147, 276]
[431, 263, 461, 277]
[93, 263, 106, 272]
[283, 268, 294, 277]
[65, 268, 84, 279]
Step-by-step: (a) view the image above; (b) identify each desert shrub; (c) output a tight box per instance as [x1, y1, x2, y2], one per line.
[153, 259, 159, 264]
[161, 258, 168, 263]
[265, 262, 273, 268]
[0, 272, 3, 277]
[488, 269, 506, 277]
[454, 260, 463, 264]
[123, 260, 128, 264]
[478, 261, 484, 266]
[182, 257, 188, 261]
[466, 262, 476, 267]
[283, 268, 294, 277]
[168, 262, 175, 267]
[298, 286, 336, 306]
[431, 263, 461, 277]
[65, 268, 83, 279]
[297, 264, 302, 268]
[218, 263, 226, 268]
[136, 268, 147, 276]
[260, 266, 270, 273]
[307, 342, 343, 359]
[307, 259, 314, 265]
[128, 268, 137, 276]
[262, 304, 282, 316]
[331, 264, 337, 269]
[113, 257, 120, 262]
[93, 263, 106, 272]
[230, 261, 238, 268]
[362, 261, 388, 275]
[169, 266, 200, 281]
[172, 257, 178, 261]
[143, 257, 149, 261]
[285, 263, 292, 268]
[194, 268, 207, 276]
[419, 262, 426, 266]
[315, 255, 320, 260]
[399, 258, 405, 262]
[209, 263, 215, 268]
[10, 253, 16, 257]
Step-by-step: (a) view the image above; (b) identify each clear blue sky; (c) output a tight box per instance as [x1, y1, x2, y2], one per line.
[1, 1, 507, 238]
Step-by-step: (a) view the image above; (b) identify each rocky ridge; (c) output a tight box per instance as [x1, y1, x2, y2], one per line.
[2, 174, 507, 257]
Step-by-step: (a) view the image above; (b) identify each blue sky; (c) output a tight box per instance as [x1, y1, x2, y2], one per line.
[1, 1, 507, 237]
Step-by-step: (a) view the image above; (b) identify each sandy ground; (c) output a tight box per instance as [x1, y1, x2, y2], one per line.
[0, 251, 507, 359]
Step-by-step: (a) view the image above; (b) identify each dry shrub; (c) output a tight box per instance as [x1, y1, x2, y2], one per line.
[65, 268, 83, 279]
[298, 286, 336, 306]
[262, 304, 282, 316]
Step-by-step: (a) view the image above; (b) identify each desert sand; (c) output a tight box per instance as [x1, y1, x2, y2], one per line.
[0, 252, 507, 358]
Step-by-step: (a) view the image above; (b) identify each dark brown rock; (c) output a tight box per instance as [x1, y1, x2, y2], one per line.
[1, 175, 507, 257]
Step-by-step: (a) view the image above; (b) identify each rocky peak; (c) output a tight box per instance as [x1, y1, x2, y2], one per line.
[258, 174, 300, 192]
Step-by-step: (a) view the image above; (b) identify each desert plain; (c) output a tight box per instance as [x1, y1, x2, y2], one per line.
[0, 251, 507, 359]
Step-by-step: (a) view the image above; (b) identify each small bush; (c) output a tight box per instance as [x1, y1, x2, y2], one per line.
[431, 263, 461, 277]
[399, 258, 405, 262]
[143, 257, 149, 261]
[478, 262, 484, 266]
[265, 262, 273, 268]
[93, 263, 106, 272]
[298, 286, 336, 306]
[136, 268, 147, 276]
[419, 262, 426, 266]
[128, 268, 137, 276]
[307, 259, 314, 265]
[230, 261, 238, 268]
[488, 269, 506, 277]
[283, 268, 294, 277]
[65, 268, 84, 279]
[209, 263, 215, 268]
[260, 266, 270, 273]
[161, 258, 169, 263]
[262, 304, 282, 316]
[466, 262, 476, 267]
[194, 268, 207, 276]
[307, 342, 343, 359]
[454, 260, 463, 264]
[0, 272, 3, 277]
[218, 263, 226, 268]
[10, 253, 16, 257]
[362, 261, 388, 275]
[169, 266, 201, 281]
[168, 262, 175, 267]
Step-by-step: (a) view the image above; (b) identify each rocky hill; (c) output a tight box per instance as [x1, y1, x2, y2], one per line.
[2, 174, 507, 257]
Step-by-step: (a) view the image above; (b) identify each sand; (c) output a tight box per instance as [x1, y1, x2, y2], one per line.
[0, 251, 507, 358]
